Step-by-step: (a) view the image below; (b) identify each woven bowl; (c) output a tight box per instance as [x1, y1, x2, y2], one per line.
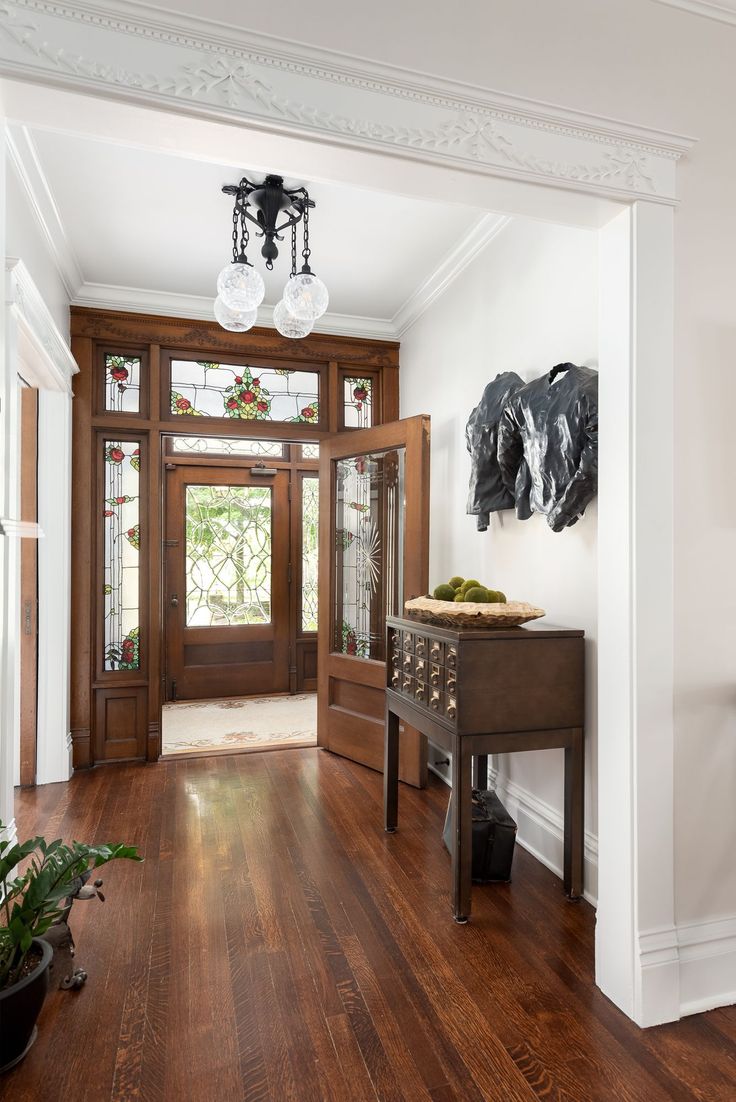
[404, 595, 545, 629]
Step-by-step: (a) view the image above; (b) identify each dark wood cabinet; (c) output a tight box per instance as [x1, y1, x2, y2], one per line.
[384, 616, 585, 922]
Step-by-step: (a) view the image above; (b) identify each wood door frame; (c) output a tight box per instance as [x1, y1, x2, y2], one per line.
[18, 386, 38, 786]
[317, 414, 430, 788]
[70, 307, 400, 768]
[162, 461, 291, 701]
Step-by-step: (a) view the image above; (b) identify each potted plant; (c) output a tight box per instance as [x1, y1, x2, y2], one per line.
[0, 822, 141, 1072]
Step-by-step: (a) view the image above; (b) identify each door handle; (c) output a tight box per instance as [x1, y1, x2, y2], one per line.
[170, 593, 179, 608]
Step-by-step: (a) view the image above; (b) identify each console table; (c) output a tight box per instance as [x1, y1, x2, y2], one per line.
[383, 615, 585, 923]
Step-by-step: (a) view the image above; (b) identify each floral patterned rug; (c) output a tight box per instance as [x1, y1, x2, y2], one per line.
[161, 693, 318, 756]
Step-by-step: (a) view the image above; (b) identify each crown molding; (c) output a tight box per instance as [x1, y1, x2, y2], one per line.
[652, 0, 736, 25]
[72, 281, 397, 340]
[6, 257, 78, 389]
[393, 213, 510, 337]
[5, 124, 83, 298]
[0, 1, 695, 204]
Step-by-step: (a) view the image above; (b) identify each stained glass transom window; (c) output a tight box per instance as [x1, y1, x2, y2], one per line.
[103, 441, 141, 670]
[334, 448, 404, 660]
[185, 485, 272, 627]
[343, 377, 373, 429]
[104, 355, 141, 414]
[301, 442, 320, 460]
[301, 477, 319, 633]
[170, 360, 320, 424]
[171, 436, 285, 458]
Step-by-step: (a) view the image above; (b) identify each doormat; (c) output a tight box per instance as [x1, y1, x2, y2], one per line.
[161, 693, 317, 756]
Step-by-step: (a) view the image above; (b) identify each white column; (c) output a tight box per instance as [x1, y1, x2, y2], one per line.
[597, 201, 677, 1026]
[35, 388, 73, 784]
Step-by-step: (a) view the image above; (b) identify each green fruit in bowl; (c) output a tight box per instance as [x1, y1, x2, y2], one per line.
[460, 578, 481, 594]
[489, 590, 507, 604]
[448, 576, 465, 590]
[454, 594, 465, 602]
[433, 583, 456, 602]
[464, 586, 491, 603]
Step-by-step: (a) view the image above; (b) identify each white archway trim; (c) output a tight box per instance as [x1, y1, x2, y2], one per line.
[5, 258, 76, 787]
[0, 1, 694, 205]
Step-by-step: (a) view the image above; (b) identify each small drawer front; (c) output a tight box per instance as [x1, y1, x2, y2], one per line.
[389, 669, 401, 691]
[429, 689, 445, 716]
[413, 634, 428, 659]
[390, 631, 400, 656]
[402, 630, 415, 653]
[402, 652, 414, 673]
[429, 638, 444, 665]
[402, 674, 414, 697]
[429, 662, 443, 688]
[414, 657, 427, 682]
[413, 681, 428, 706]
[446, 671, 457, 697]
[445, 698, 457, 723]
[446, 644, 458, 671]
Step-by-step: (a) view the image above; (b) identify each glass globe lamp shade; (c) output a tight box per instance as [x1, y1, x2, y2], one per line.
[273, 298, 314, 339]
[214, 295, 258, 333]
[282, 271, 329, 321]
[216, 262, 265, 311]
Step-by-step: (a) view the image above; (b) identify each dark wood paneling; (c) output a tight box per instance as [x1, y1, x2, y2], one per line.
[7, 750, 735, 1102]
[70, 336, 94, 768]
[94, 686, 147, 762]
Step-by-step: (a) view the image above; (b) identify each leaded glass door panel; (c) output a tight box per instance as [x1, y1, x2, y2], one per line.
[165, 464, 290, 700]
[318, 416, 430, 788]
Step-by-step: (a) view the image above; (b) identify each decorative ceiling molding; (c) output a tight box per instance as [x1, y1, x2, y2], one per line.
[6, 257, 79, 389]
[0, 0, 695, 204]
[393, 213, 510, 337]
[5, 124, 83, 298]
[72, 282, 398, 340]
[652, 0, 736, 25]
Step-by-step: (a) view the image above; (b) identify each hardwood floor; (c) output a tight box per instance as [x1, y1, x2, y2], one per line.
[3, 749, 736, 1101]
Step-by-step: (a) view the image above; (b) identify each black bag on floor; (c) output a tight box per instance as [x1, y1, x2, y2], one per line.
[442, 789, 517, 883]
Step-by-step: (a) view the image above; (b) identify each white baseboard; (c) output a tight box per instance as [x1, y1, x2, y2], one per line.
[677, 915, 736, 1017]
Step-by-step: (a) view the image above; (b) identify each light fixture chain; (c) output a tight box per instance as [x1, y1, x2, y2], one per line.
[231, 200, 239, 264]
[291, 221, 297, 278]
[302, 197, 311, 268]
[239, 196, 249, 261]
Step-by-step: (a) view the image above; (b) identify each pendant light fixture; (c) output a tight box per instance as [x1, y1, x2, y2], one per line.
[215, 175, 329, 338]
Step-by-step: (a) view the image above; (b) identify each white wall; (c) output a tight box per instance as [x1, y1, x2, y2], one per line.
[400, 218, 599, 896]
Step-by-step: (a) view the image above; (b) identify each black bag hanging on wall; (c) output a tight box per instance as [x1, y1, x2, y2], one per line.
[443, 789, 517, 883]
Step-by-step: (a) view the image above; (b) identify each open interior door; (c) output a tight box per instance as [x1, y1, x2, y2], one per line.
[318, 415, 430, 787]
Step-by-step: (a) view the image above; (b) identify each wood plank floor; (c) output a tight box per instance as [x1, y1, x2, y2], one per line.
[3, 748, 736, 1101]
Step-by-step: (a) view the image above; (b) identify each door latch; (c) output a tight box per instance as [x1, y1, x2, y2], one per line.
[170, 593, 179, 608]
[23, 599, 33, 636]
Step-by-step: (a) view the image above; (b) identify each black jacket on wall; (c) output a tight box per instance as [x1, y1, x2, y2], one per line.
[465, 371, 525, 531]
[497, 363, 598, 532]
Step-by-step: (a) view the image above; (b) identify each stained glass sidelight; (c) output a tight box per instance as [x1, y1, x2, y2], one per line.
[343, 377, 373, 429]
[170, 360, 320, 424]
[104, 355, 141, 414]
[333, 448, 405, 660]
[301, 477, 319, 632]
[185, 485, 272, 627]
[103, 441, 141, 670]
[171, 436, 285, 458]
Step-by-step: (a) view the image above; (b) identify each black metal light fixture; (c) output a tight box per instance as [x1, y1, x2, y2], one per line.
[214, 174, 329, 338]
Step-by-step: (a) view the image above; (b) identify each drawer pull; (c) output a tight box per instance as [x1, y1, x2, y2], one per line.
[415, 687, 424, 701]
[403, 654, 413, 671]
[446, 647, 457, 669]
[430, 671, 440, 687]
[415, 641, 426, 657]
[446, 676, 456, 696]
[415, 660, 426, 678]
[391, 673, 400, 689]
[430, 694, 441, 712]
[446, 702, 456, 721]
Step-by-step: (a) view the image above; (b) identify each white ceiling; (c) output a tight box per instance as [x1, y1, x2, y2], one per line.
[18, 127, 492, 335]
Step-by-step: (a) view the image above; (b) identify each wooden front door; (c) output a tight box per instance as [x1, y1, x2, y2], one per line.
[164, 464, 290, 700]
[318, 415, 430, 787]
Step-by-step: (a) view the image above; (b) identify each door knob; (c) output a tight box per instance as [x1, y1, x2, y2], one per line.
[170, 593, 179, 608]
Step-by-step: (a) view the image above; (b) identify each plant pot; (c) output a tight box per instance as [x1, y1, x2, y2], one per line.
[0, 937, 53, 1073]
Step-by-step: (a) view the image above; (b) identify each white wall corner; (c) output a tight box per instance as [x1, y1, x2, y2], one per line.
[637, 927, 681, 1027]
[653, 0, 736, 26]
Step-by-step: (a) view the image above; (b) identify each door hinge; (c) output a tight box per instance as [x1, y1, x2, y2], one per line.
[171, 679, 177, 702]
[163, 539, 179, 548]
[288, 562, 292, 585]
[288, 481, 292, 502]
[23, 599, 33, 636]
[165, 462, 176, 471]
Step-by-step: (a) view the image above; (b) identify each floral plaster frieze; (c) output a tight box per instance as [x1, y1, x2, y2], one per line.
[0, 0, 692, 201]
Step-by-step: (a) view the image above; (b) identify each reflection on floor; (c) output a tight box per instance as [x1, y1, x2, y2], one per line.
[161, 692, 317, 756]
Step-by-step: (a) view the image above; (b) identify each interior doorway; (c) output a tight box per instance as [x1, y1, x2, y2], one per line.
[160, 434, 320, 757]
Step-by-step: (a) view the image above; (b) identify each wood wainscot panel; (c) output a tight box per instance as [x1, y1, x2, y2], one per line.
[95, 687, 147, 762]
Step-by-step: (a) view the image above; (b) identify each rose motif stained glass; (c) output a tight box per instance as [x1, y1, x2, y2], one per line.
[105, 355, 141, 414]
[343, 377, 373, 429]
[170, 360, 320, 424]
[301, 477, 319, 633]
[103, 441, 141, 670]
[333, 448, 405, 661]
[185, 484, 273, 627]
